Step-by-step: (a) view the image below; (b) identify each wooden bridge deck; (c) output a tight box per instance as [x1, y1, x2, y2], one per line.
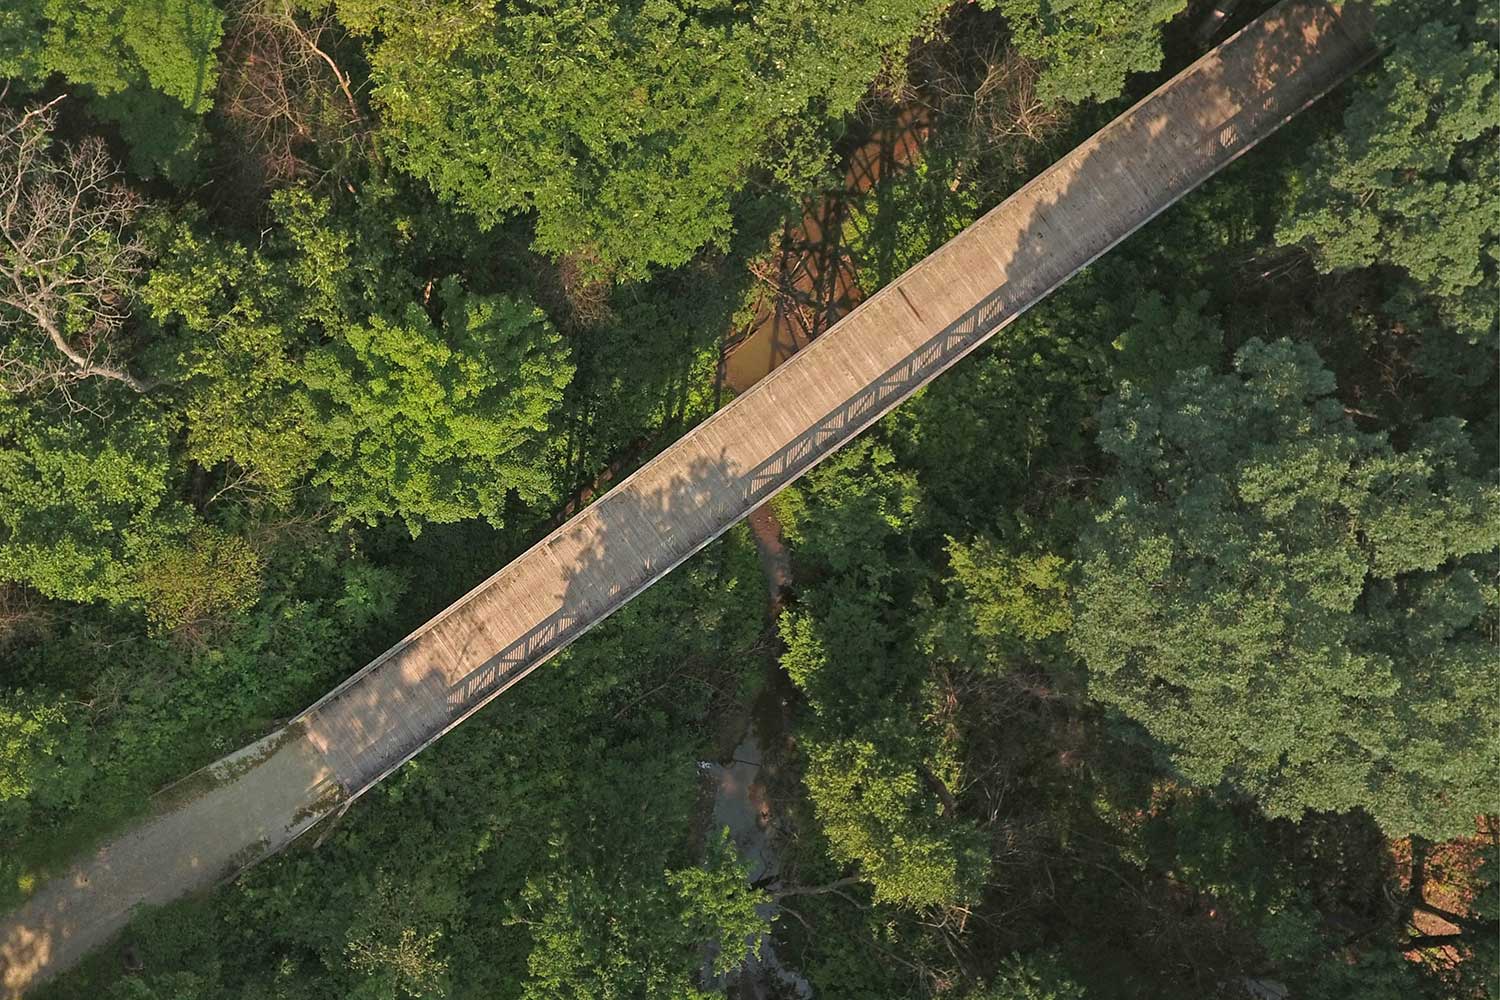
[1, 3, 1378, 993]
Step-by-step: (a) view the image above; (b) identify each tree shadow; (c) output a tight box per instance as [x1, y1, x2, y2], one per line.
[172, 0, 220, 115]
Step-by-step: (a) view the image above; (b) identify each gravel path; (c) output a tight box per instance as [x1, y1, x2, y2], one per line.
[0, 730, 338, 998]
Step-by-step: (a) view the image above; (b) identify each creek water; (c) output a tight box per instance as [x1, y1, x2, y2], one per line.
[700, 663, 811, 1000]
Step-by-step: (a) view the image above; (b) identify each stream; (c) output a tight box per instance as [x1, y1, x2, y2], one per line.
[700, 649, 811, 1000]
[702, 109, 928, 997]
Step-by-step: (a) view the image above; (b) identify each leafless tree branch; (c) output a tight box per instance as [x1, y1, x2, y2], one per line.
[216, 0, 368, 192]
[0, 102, 156, 397]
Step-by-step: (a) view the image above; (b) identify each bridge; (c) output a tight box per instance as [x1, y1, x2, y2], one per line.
[0, 2, 1379, 993]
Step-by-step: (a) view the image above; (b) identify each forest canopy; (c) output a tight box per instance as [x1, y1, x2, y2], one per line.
[343, 0, 949, 276]
[1, 1, 1495, 999]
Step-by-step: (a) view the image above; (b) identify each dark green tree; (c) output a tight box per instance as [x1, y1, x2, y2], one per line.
[1073, 339, 1499, 838]
[1277, 0, 1499, 341]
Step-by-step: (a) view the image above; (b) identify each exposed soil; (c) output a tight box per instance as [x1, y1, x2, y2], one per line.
[1391, 822, 1495, 975]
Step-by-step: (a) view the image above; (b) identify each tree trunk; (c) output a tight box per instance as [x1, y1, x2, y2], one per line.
[918, 762, 959, 819]
[37, 309, 156, 392]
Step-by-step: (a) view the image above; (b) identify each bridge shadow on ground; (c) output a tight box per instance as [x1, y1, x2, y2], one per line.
[724, 106, 930, 393]
[448, 280, 1013, 713]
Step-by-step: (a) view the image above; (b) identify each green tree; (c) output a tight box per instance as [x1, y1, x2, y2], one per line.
[303, 279, 573, 532]
[667, 830, 768, 979]
[145, 187, 575, 530]
[778, 442, 987, 909]
[775, 441, 924, 714]
[1470, 850, 1500, 1000]
[343, 873, 451, 999]
[1126, 789, 1441, 999]
[31, 0, 221, 110]
[1277, 0, 1499, 341]
[515, 830, 766, 998]
[0, 396, 187, 604]
[1072, 339, 1499, 838]
[106, 971, 215, 1000]
[801, 731, 986, 908]
[141, 187, 404, 501]
[971, 952, 1087, 999]
[996, 0, 1185, 105]
[774, 441, 922, 600]
[2, 0, 225, 178]
[844, 155, 981, 290]
[140, 221, 320, 499]
[939, 536, 1071, 670]
[137, 528, 263, 638]
[338, 0, 943, 276]
[1109, 289, 1223, 387]
[0, 690, 80, 804]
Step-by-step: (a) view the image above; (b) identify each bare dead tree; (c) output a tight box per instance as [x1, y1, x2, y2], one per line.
[872, 14, 1067, 202]
[552, 249, 617, 331]
[0, 100, 156, 400]
[216, 0, 367, 192]
[913, 37, 1063, 164]
[968, 47, 1061, 147]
